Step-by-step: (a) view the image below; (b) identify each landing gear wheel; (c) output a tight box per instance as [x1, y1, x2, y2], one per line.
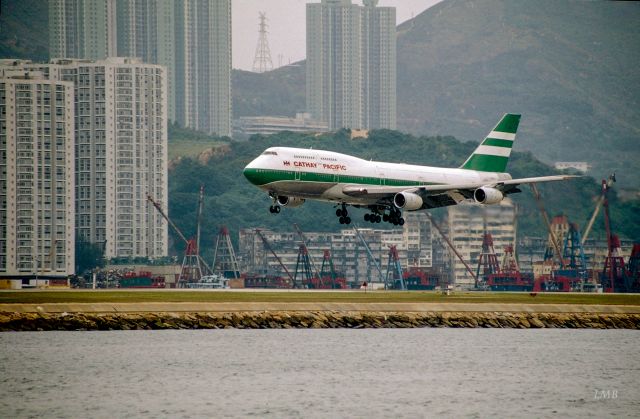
[344, 216, 351, 225]
[364, 213, 370, 222]
[375, 215, 381, 223]
[383, 214, 389, 222]
[336, 209, 343, 217]
[339, 216, 345, 224]
[399, 217, 404, 226]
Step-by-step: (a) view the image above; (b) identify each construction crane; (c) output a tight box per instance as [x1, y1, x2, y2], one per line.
[385, 245, 406, 290]
[352, 224, 385, 286]
[320, 250, 346, 289]
[582, 173, 616, 245]
[530, 184, 566, 269]
[294, 244, 316, 288]
[425, 212, 477, 285]
[292, 223, 321, 280]
[147, 191, 211, 287]
[475, 232, 501, 288]
[600, 178, 628, 292]
[254, 229, 295, 288]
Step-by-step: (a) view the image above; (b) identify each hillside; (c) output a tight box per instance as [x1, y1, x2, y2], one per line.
[396, 0, 640, 187]
[0, 0, 48, 61]
[233, 64, 306, 118]
[168, 130, 640, 259]
[230, 0, 640, 188]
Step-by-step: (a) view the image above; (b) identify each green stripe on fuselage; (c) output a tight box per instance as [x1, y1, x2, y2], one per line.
[482, 138, 514, 148]
[243, 168, 428, 188]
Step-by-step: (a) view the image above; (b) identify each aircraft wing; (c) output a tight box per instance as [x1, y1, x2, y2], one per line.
[342, 175, 578, 208]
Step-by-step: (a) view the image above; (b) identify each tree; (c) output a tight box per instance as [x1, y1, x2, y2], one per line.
[75, 236, 105, 274]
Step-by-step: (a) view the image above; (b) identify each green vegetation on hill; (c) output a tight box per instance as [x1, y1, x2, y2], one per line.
[0, 0, 48, 61]
[396, 0, 640, 188]
[229, 1, 640, 189]
[168, 129, 640, 259]
[168, 122, 228, 161]
[232, 65, 306, 118]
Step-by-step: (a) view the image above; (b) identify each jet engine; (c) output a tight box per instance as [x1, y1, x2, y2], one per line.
[473, 187, 504, 205]
[393, 192, 423, 210]
[277, 195, 305, 207]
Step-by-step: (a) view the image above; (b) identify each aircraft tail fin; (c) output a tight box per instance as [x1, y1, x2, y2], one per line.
[460, 113, 521, 172]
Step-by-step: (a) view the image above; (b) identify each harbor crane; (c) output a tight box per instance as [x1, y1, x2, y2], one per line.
[582, 173, 616, 245]
[147, 186, 211, 287]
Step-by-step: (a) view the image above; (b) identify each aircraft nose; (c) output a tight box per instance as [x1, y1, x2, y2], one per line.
[243, 162, 260, 185]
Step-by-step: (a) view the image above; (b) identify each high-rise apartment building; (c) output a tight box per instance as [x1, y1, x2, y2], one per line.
[306, 0, 396, 130]
[173, 0, 232, 136]
[52, 0, 233, 136]
[1, 58, 169, 259]
[446, 200, 517, 288]
[49, 0, 117, 60]
[0, 69, 75, 278]
[361, 0, 396, 129]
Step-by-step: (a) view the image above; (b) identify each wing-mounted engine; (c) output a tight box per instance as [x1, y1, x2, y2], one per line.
[473, 187, 504, 205]
[393, 191, 423, 210]
[277, 195, 305, 207]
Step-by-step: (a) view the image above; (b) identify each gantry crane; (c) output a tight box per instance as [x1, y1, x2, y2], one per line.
[212, 226, 241, 279]
[385, 245, 406, 290]
[352, 224, 385, 286]
[147, 186, 211, 287]
[293, 223, 321, 280]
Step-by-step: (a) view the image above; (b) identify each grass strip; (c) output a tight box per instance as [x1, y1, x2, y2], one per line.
[0, 291, 638, 305]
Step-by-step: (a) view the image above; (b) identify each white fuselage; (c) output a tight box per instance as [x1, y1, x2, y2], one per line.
[243, 147, 512, 206]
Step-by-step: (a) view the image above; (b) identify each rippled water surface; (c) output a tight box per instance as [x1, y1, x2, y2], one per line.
[1, 329, 639, 418]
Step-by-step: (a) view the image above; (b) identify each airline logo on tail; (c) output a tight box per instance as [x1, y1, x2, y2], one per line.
[460, 113, 520, 172]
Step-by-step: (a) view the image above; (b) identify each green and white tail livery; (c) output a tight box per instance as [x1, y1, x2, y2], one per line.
[460, 113, 520, 172]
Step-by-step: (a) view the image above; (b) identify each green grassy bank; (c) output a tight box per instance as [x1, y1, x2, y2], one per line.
[1, 290, 638, 306]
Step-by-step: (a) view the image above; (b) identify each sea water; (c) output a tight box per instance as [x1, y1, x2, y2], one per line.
[1, 329, 638, 418]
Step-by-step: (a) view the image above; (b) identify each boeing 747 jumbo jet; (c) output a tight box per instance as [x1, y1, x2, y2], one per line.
[243, 114, 576, 226]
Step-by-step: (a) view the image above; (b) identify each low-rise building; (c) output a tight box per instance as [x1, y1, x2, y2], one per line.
[234, 112, 328, 137]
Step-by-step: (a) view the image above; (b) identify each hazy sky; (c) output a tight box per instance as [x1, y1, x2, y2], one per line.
[232, 0, 443, 71]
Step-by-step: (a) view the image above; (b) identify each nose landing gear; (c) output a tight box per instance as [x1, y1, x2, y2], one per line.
[269, 205, 280, 214]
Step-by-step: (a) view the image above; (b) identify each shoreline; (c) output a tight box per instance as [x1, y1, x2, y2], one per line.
[2, 303, 640, 330]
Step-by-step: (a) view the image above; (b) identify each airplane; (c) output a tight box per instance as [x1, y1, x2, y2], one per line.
[243, 114, 576, 225]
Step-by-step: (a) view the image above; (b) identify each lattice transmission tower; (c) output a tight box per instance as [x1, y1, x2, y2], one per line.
[252, 12, 273, 73]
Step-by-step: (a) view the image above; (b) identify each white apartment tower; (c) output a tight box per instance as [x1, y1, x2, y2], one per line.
[0, 69, 75, 277]
[49, 0, 117, 60]
[1, 58, 169, 259]
[87, 0, 232, 136]
[306, 0, 396, 130]
[446, 201, 517, 288]
[174, 0, 232, 136]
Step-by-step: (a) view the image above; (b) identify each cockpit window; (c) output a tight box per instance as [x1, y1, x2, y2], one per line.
[262, 151, 278, 156]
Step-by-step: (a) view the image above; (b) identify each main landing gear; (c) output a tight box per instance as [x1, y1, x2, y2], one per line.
[336, 203, 351, 225]
[364, 207, 404, 226]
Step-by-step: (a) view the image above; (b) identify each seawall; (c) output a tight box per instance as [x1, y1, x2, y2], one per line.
[1, 303, 640, 331]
